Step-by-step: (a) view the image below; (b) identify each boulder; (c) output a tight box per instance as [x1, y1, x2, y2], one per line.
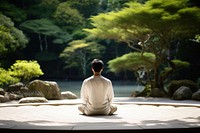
[6, 92, 23, 101]
[18, 97, 48, 104]
[168, 80, 198, 97]
[0, 88, 5, 95]
[20, 89, 44, 98]
[192, 90, 200, 101]
[8, 82, 24, 92]
[0, 95, 7, 103]
[27, 80, 61, 100]
[172, 86, 192, 100]
[61, 91, 77, 99]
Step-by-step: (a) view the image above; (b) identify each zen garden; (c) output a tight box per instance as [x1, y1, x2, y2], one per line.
[0, 0, 200, 104]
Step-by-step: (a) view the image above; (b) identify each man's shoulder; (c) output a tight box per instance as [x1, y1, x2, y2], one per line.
[83, 75, 112, 83]
[83, 76, 93, 82]
[100, 76, 111, 82]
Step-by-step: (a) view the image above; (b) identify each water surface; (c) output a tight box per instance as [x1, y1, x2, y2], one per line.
[56, 80, 144, 97]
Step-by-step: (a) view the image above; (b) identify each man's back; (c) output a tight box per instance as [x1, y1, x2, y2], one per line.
[78, 59, 117, 115]
[80, 75, 114, 115]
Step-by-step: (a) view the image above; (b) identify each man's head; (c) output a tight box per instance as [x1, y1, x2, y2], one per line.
[91, 59, 104, 73]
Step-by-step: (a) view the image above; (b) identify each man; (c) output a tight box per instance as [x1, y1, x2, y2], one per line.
[78, 59, 117, 115]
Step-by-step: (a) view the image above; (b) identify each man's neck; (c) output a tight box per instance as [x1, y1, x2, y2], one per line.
[94, 73, 101, 76]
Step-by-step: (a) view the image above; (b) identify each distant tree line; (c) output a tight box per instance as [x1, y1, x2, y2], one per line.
[0, 0, 200, 85]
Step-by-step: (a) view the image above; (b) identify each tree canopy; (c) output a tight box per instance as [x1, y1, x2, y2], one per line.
[85, 0, 200, 90]
[0, 13, 28, 56]
[60, 39, 105, 77]
[0, 0, 199, 81]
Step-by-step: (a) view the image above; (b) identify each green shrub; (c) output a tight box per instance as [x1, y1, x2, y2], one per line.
[136, 84, 151, 97]
[0, 60, 44, 87]
[0, 68, 19, 87]
[9, 60, 44, 83]
[167, 80, 199, 97]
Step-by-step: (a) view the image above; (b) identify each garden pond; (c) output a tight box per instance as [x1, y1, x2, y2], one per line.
[56, 80, 144, 98]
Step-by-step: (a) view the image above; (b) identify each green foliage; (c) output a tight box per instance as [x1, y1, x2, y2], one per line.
[67, 0, 100, 18]
[86, 0, 200, 45]
[193, 34, 200, 43]
[0, 0, 199, 81]
[72, 29, 87, 40]
[37, 0, 59, 18]
[171, 59, 190, 69]
[60, 39, 105, 77]
[20, 18, 68, 51]
[85, 0, 200, 90]
[53, 2, 84, 27]
[20, 18, 62, 36]
[60, 40, 105, 64]
[161, 60, 190, 76]
[167, 80, 199, 97]
[160, 59, 190, 88]
[35, 51, 58, 61]
[106, 0, 131, 11]
[53, 31, 72, 44]
[0, 1, 27, 23]
[9, 60, 44, 83]
[0, 13, 28, 55]
[135, 84, 151, 97]
[25, 0, 59, 19]
[0, 68, 19, 87]
[0, 25, 15, 53]
[108, 52, 155, 73]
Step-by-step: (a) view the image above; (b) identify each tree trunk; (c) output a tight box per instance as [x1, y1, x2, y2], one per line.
[153, 63, 159, 89]
[44, 35, 48, 51]
[38, 33, 43, 51]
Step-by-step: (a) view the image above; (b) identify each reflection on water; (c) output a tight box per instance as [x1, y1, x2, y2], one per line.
[56, 80, 144, 97]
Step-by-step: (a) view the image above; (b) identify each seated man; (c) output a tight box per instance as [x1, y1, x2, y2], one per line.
[78, 59, 117, 115]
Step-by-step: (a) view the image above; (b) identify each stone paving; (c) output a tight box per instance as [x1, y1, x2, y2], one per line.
[0, 97, 200, 132]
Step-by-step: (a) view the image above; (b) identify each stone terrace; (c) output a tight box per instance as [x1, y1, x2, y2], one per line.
[0, 97, 200, 133]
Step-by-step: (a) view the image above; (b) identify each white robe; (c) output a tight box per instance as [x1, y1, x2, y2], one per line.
[80, 75, 114, 115]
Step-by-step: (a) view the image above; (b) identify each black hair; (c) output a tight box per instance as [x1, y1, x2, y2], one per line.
[91, 59, 104, 72]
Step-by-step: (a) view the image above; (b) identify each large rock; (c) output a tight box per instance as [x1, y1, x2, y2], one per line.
[0, 88, 5, 95]
[168, 80, 198, 97]
[61, 91, 77, 99]
[192, 90, 200, 101]
[20, 89, 44, 98]
[5, 92, 23, 101]
[18, 97, 48, 104]
[27, 80, 61, 100]
[8, 82, 24, 92]
[172, 86, 192, 100]
[0, 95, 6, 103]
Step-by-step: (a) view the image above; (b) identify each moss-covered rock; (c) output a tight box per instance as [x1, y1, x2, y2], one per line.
[192, 90, 200, 101]
[172, 86, 192, 100]
[167, 80, 199, 97]
[0, 88, 5, 95]
[27, 80, 61, 100]
[7, 82, 24, 92]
